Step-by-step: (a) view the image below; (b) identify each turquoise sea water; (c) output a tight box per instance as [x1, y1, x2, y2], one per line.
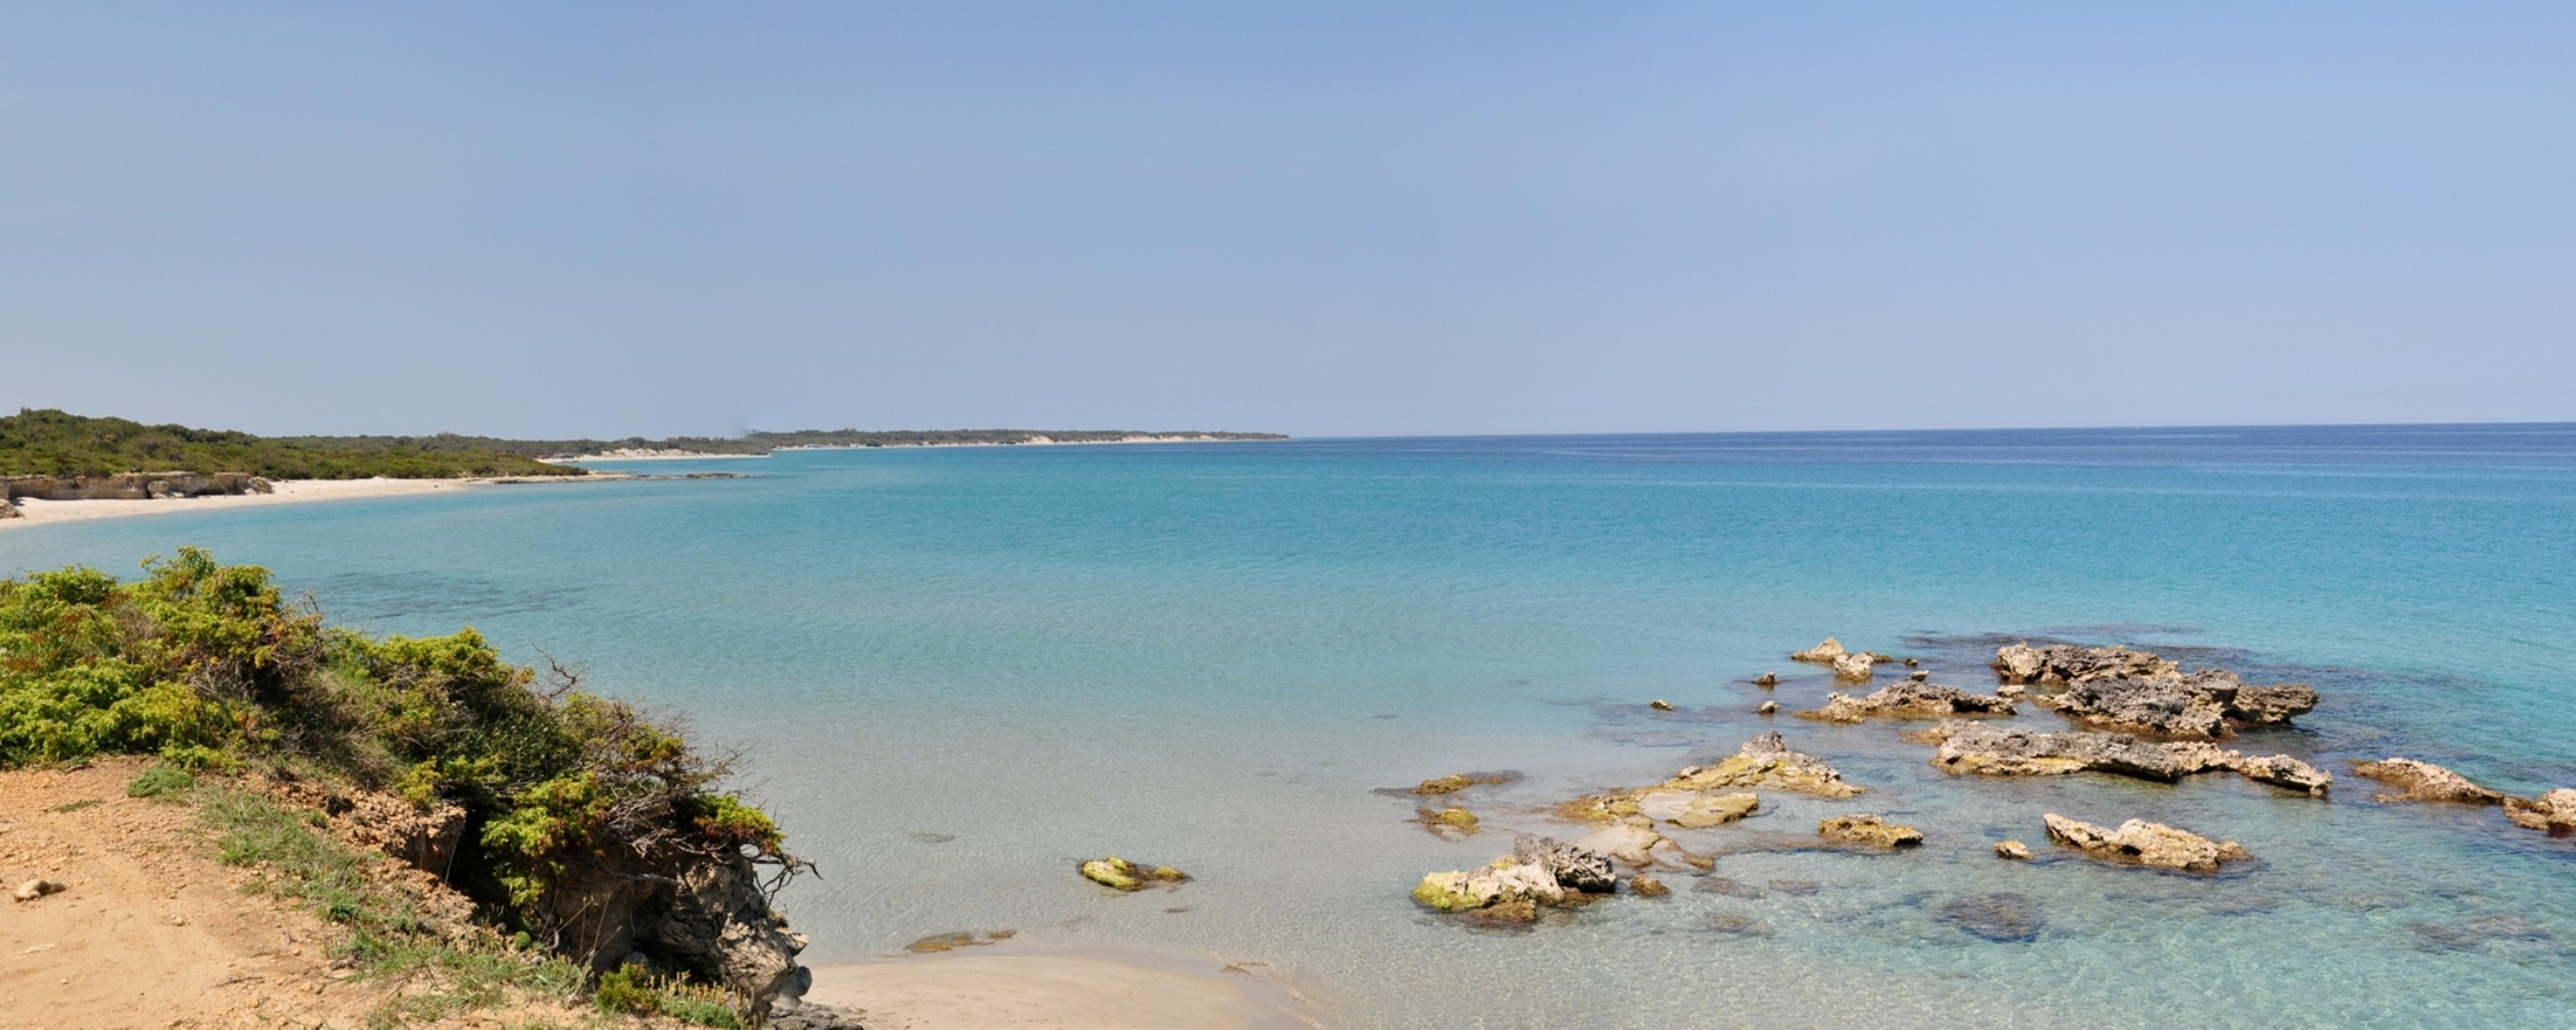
[5, 426, 2574, 1027]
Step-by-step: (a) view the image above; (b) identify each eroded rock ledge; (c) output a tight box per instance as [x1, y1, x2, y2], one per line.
[4, 472, 273, 501]
[1798, 680, 2016, 723]
[1993, 642, 2317, 738]
[1557, 732, 1862, 828]
[1920, 720, 2330, 795]
[2043, 813, 2251, 872]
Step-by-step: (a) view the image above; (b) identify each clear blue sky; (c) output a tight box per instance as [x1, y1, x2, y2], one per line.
[4, 3, 2570, 438]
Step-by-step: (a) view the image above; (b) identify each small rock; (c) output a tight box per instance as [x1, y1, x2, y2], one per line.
[1756, 700, 1779, 716]
[1994, 840, 2033, 860]
[12, 879, 64, 902]
[1649, 699, 1675, 711]
[1079, 857, 1189, 892]
[1754, 672, 1779, 687]
[1791, 638, 1848, 663]
[1799, 681, 2015, 723]
[1628, 875, 1670, 898]
[1831, 652, 1877, 681]
[2352, 758, 2505, 805]
[2042, 814, 2249, 872]
[1435, 807, 1479, 831]
[1907, 668, 1929, 681]
[1818, 814, 1924, 849]
[1995, 683, 2027, 699]
[1704, 912, 1775, 937]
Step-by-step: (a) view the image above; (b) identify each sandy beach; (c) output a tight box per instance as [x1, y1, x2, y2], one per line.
[0, 475, 619, 530]
[801, 943, 1325, 1030]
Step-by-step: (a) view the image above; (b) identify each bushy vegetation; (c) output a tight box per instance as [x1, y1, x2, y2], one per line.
[0, 408, 582, 478]
[279, 426, 1288, 459]
[0, 549, 789, 996]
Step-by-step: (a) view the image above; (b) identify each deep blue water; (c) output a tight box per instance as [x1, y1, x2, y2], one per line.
[5, 425, 2573, 1027]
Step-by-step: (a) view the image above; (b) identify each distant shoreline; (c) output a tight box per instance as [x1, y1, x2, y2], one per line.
[0, 474, 633, 530]
[553, 433, 1273, 462]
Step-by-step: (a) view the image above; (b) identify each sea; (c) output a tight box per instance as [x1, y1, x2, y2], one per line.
[4, 425, 2572, 1028]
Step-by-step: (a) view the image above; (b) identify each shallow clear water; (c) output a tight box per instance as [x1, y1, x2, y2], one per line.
[6, 427, 2574, 1027]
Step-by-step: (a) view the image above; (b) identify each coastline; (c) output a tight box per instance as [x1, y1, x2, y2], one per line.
[554, 434, 1274, 462]
[801, 941, 1325, 1030]
[0, 475, 626, 530]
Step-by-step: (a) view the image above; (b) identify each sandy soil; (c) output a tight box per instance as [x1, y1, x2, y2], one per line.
[0, 476, 624, 531]
[803, 944, 1326, 1030]
[0, 757, 398, 1029]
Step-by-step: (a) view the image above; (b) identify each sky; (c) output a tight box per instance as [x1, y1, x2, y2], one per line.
[3, 3, 2571, 439]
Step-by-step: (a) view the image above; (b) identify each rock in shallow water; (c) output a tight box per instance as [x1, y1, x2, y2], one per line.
[2351, 758, 2505, 805]
[1993, 642, 2315, 737]
[1792, 638, 1848, 663]
[1635, 790, 1759, 829]
[1922, 720, 2330, 795]
[1818, 814, 1924, 849]
[1513, 834, 1617, 893]
[1993, 840, 2033, 860]
[2041, 813, 2250, 872]
[1938, 892, 2043, 942]
[1556, 732, 1862, 823]
[1079, 857, 1190, 892]
[2506, 788, 2576, 835]
[1797, 681, 2016, 723]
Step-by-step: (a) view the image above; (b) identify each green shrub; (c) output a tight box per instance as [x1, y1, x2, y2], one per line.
[0, 549, 793, 1005]
[126, 763, 195, 799]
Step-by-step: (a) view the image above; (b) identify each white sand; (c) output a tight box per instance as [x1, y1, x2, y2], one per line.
[801, 945, 1325, 1030]
[0, 476, 620, 530]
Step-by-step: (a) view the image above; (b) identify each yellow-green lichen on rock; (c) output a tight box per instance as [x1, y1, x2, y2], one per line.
[1079, 856, 1190, 892]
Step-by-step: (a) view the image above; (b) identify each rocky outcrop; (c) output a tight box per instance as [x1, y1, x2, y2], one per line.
[1078, 857, 1191, 891]
[533, 850, 809, 1020]
[2, 472, 273, 501]
[1818, 814, 1923, 849]
[1558, 732, 1861, 823]
[1413, 836, 1622, 924]
[2506, 789, 2576, 834]
[1797, 681, 2016, 723]
[1792, 638, 1848, 663]
[1831, 652, 1877, 681]
[1921, 721, 2330, 795]
[1994, 643, 2315, 738]
[2042, 814, 2250, 872]
[1992, 642, 2175, 684]
[2036, 670, 2317, 739]
[2350, 758, 2505, 805]
[1514, 834, 1617, 892]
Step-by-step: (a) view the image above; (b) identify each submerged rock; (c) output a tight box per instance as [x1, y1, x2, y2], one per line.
[2506, 789, 2576, 835]
[1921, 720, 2330, 796]
[1414, 806, 1481, 837]
[1818, 814, 1923, 849]
[1938, 892, 2043, 942]
[1797, 681, 2016, 723]
[1635, 790, 1759, 829]
[1079, 857, 1190, 892]
[1411, 772, 1517, 796]
[2041, 814, 2250, 872]
[1792, 638, 1848, 663]
[2351, 758, 2505, 805]
[1629, 875, 1671, 898]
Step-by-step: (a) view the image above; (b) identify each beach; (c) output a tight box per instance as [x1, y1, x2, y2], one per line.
[0, 475, 627, 530]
